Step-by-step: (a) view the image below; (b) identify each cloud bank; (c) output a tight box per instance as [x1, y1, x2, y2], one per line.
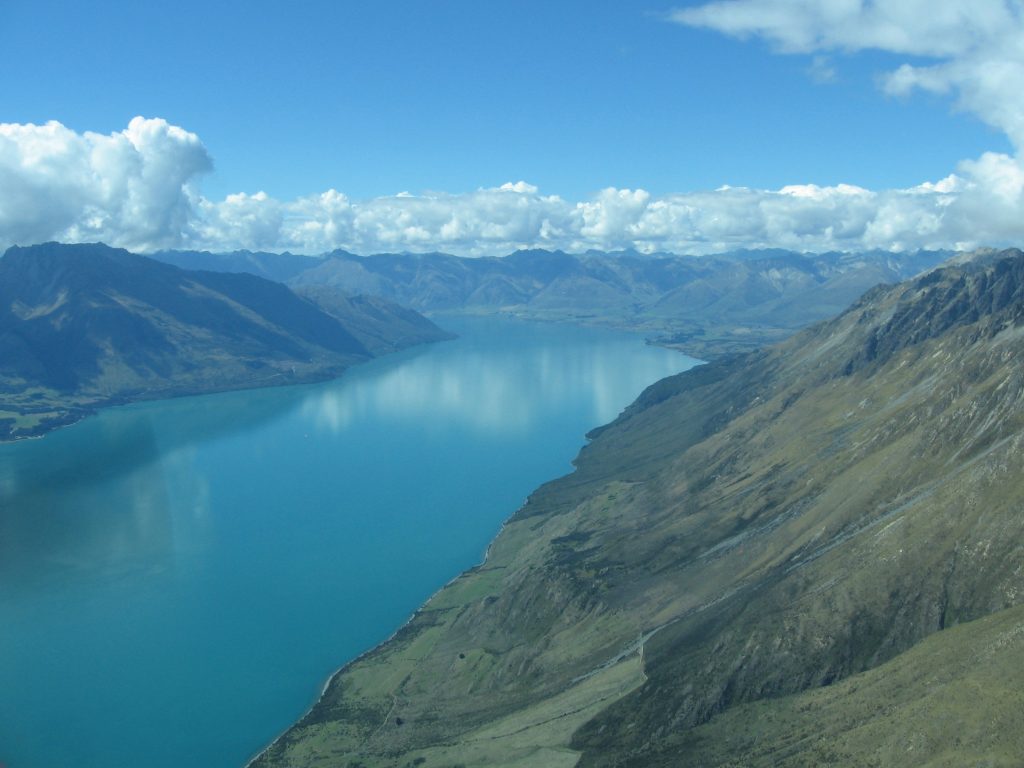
[2, 116, 1020, 257]
[3, 4, 1023, 257]
[6, 1, 1024, 261]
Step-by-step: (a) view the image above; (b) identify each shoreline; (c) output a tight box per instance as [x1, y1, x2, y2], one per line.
[243, 505, 524, 768]
[0, 331, 460, 446]
[0, 368, 346, 446]
[238, 322, 698, 766]
[1, 311, 730, 447]
[2, 311, 696, 768]
[429, 307, 777, 360]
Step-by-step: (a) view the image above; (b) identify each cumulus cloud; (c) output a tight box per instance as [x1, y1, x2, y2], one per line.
[0, 117, 211, 251]
[3, 5, 1024, 258]
[1, 114, 1024, 256]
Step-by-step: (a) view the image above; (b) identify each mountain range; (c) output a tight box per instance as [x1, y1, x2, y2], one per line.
[0, 243, 450, 441]
[151, 247, 951, 357]
[151, 248, 319, 283]
[5, 239, 1018, 765]
[252, 248, 1024, 767]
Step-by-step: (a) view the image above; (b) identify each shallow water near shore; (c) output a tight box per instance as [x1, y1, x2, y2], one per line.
[0, 316, 697, 768]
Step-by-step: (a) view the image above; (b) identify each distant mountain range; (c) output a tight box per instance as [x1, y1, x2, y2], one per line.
[151, 248, 318, 283]
[0, 243, 450, 440]
[151, 246, 952, 357]
[254, 248, 1024, 767]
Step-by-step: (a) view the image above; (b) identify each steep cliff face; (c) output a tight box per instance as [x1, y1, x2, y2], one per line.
[253, 250, 1024, 768]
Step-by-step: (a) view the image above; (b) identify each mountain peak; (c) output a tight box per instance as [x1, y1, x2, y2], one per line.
[841, 248, 1024, 374]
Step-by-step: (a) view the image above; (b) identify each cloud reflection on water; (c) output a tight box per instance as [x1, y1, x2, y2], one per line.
[0, 318, 695, 592]
[0, 423, 213, 590]
[0, 317, 698, 768]
[301, 337, 690, 435]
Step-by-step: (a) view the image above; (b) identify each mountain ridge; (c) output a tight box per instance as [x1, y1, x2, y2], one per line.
[146, 246, 952, 357]
[251, 247, 1024, 768]
[287, 247, 952, 357]
[0, 242, 450, 440]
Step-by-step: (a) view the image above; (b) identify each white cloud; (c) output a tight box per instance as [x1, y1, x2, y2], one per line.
[197, 191, 284, 251]
[671, 0, 1024, 149]
[670, 0, 1011, 57]
[3, 6, 1024, 259]
[578, 188, 652, 241]
[660, 0, 1024, 253]
[807, 55, 838, 84]
[1, 115, 1024, 257]
[185, 162, 1024, 255]
[0, 117, 211, 252]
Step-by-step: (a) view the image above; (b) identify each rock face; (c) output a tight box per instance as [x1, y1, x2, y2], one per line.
[253, 249, 1024, 767]
[0, 242, 450, 440]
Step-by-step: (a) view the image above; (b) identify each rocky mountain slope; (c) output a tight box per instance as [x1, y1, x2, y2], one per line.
[252, 249, 1024, 767]
[0, 243, 450, 440]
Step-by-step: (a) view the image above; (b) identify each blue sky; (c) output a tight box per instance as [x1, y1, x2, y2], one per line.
[3, 0, 1006, 199]
[2, 0, 1023, 256]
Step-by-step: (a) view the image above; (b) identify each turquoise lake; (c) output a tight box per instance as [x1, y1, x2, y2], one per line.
[0, 316, 697, 768]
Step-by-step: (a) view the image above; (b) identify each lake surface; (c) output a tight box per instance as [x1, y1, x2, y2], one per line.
[0, 316, 697, 768]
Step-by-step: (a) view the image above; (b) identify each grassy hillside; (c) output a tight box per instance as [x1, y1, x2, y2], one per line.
[252, 249, 1024, 768]
[635, 602, 1024, 767]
